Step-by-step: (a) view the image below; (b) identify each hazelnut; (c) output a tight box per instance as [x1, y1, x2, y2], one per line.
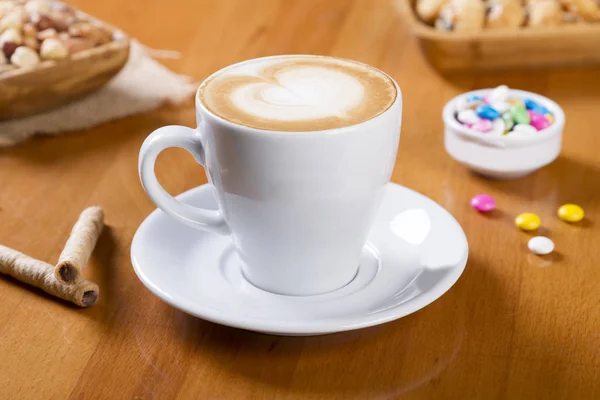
[69, 22, 112, 45]
[24, 0, 52, 15]
[63, 37, 94, 54]
[0, 28, 23, 45]
[10, 45, 40, 67]
[57, 31, 69, 41]
[40, 37, 67, 59]
[23, 36, 38, 51]
[30, 13, 52, 30]
[2, 40, 18, 58]
[37, 27, 56, 40]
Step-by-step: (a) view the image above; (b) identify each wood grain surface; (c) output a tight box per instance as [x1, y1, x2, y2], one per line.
[0, 0, 599, 399]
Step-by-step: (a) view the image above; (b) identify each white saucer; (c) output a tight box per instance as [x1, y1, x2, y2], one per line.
[131, 183, 468, 336]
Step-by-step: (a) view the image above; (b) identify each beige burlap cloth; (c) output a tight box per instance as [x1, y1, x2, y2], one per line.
[0, 40, 197, 147]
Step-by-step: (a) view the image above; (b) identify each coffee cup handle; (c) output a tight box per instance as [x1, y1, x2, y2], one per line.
[138, 125, 230, 235]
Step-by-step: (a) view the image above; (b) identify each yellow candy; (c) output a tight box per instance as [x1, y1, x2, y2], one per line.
[558, 204, 584, 222]
[545, 113, 554, 123]
[515, 213, 541, 231]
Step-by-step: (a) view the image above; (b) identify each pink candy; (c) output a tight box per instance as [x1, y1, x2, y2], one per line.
[470, 194, 496, 213]
[470, 119, 493, 133]
[528, 110, 551, 131]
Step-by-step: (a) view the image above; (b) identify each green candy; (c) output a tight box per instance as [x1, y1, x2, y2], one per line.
[502, 111, 514, 134]
[511, 105, 530, 125]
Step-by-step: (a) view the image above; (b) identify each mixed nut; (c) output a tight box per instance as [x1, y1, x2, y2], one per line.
[416, 0, 600, 32]
[0, 0, 115, 73]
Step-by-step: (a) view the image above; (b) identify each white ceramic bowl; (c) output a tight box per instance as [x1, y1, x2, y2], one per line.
[443, 89, 565, 180]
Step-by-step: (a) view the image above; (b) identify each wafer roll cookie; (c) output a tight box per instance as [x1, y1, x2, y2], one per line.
[0, 245, 98, 307]
[55, 206, 104, 284]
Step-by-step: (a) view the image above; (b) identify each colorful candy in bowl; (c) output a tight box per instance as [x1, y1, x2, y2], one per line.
[443, 85, 565, 179]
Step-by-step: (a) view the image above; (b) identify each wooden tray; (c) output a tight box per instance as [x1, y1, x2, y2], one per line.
[0, 14, 129, 120]
[394, 0, 600, 72]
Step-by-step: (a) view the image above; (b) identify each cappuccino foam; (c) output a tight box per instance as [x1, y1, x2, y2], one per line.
[198, 56, 396, 131]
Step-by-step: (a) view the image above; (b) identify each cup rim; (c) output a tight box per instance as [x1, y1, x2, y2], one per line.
[194, 54, 402, 136]
[442, 88, 565, 147]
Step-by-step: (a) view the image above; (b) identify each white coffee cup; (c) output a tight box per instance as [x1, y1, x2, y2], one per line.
[139, 55, 402, 296]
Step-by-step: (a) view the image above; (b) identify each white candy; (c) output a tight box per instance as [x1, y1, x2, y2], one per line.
[457, 109, 480, 124]
[0, 27, 22, 45]
[0, 50, 6, 65]
[40, 38, 68, 59]
[10, 46, 40, 68]
[454, 97, 469, 111]
[490, 101, 510, 113]
[510, 124, 537, 137]
[487, 85, 509, 103]
[528, 236, 554, 255]
[490, 118, 505, 136]
[24, 0, 52, 15]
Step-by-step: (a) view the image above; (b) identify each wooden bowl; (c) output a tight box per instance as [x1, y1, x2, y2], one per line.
[0, 16, 129, 120]
[394, 0, 600, 72]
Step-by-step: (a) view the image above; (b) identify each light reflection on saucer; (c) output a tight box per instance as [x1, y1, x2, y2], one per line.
[389, 208, 431, 246]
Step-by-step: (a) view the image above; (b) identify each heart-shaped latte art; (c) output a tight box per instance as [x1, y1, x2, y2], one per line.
[230, 66, 365, 121]
[199, 56, 396, 131]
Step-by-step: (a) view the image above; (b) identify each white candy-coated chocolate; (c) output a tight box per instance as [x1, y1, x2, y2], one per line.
[487, 84, 509, 103]
[457, 109, 480, 124]
[528, 236, 554, 255]
[511, 123, 537, 137]
[491, 101, 510, 113]
[490, 118, 505, 136]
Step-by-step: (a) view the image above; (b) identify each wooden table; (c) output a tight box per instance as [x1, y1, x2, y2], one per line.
[1, 0, 599, 398]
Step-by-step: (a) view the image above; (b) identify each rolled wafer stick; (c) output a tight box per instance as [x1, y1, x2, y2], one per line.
[55, 206, 104, 285]
[0, 245, 98, 307]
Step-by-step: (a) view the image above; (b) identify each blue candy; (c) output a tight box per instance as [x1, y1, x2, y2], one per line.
[524, 98, 549, 115]
[467, 95, 483, 102]
[524, 98, 538, 109]
[475, 104, 501, 120]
